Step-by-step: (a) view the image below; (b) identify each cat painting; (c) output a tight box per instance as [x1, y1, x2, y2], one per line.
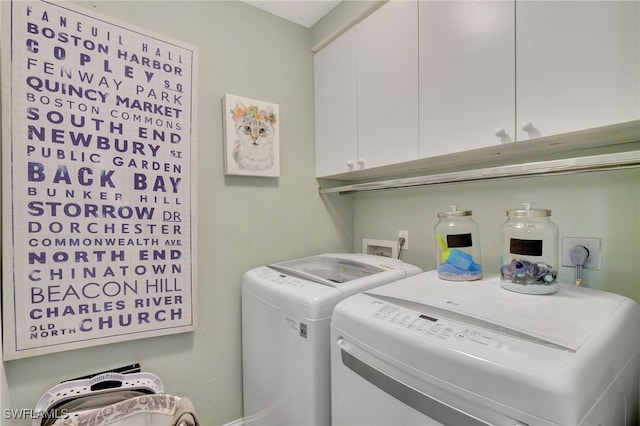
[228, 99, 278, 173]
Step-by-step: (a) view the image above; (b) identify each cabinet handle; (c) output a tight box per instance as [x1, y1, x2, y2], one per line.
[494, 127, 507, 137]
[521, 121, 535, 132]
[346, 160, 354, 169]
[357, 159, 365, 169]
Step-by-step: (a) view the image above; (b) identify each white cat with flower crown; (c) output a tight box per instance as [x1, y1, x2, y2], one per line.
[227, 98, 279, 174]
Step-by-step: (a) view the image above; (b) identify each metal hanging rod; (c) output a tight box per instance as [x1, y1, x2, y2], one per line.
[319, 151, 640, 195]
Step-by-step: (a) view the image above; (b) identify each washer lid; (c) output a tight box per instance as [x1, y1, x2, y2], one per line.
[270, 255, 385, 288]
[366, 271, 627, 352]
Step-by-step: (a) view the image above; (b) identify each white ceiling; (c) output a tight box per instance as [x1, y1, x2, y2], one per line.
[243, 0, 341, 28]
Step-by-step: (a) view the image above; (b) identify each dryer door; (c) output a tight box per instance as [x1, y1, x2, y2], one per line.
[330, 335, 545, 426]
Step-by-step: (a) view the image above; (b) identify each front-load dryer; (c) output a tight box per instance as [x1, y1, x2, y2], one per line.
[331, 270, 639, 426]
[241, 253, 421, 426]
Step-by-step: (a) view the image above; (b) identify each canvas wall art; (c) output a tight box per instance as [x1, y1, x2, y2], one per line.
[1, 0, 198, 360]
[223, 94, 280, 177]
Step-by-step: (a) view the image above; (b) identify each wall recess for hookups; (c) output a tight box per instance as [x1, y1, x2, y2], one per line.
[363, 239, 397, 259]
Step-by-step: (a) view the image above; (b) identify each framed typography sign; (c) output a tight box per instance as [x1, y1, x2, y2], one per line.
[1, 0, 198, 360]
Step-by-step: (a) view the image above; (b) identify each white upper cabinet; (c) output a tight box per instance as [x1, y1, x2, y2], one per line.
[315, 0, 639, 178]
[314, 27, 358, 178]
[419, 1, 515, 158]
[516, 1, 640, 140]
[315, 0, 418, 178]
[356, 0, 419, 170]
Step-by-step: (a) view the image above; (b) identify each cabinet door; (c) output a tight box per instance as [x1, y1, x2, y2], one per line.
[315, 27, 358, 177]
[357, 0, 419, 169]
[419, 1, 515, 159]
[516, 1, 640, 140]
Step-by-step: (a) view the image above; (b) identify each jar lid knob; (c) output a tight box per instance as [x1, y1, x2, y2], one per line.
[506, 202, 551, 217]
[438, 205, 472, 218]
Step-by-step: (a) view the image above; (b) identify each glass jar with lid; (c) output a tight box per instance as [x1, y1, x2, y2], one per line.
[434, 205, 482, 281]
[500, 202, 559, 294]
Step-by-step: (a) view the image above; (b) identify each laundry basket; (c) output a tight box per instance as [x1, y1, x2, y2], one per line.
[33, 371, 198, 426]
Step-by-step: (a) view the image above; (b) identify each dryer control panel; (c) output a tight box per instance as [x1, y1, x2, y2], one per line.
[370, 301, 568, 369]
[373, 304, 511, 352]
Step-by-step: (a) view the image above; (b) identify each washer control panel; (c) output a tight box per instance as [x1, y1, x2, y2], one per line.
[257, 268, 305, 288]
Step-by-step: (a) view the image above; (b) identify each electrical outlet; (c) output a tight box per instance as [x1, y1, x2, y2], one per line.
[561, 237, 601, 269]
[363, 239, 397, 258]
[398, 230, 409, 250]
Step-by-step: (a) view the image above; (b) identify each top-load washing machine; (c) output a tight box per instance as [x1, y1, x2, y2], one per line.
[241, 253, 422, 426]
[331, 270, 640, 426]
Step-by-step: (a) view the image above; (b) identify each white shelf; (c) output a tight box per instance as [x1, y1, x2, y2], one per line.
[318, 121, 640, 195]
[318, 120, 640, 183]
[319, 150, 640, 195]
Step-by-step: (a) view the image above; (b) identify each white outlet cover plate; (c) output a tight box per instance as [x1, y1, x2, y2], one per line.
[561, 237, 601, 269]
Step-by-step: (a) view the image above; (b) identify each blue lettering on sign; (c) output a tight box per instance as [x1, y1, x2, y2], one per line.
[27, 162, 116, 187]
[27, 201, 155, 219]
[133, 173, 180, 193]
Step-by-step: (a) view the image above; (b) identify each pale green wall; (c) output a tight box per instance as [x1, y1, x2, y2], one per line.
[350, 168, 640, 302]
[0, 1, 352, 425]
